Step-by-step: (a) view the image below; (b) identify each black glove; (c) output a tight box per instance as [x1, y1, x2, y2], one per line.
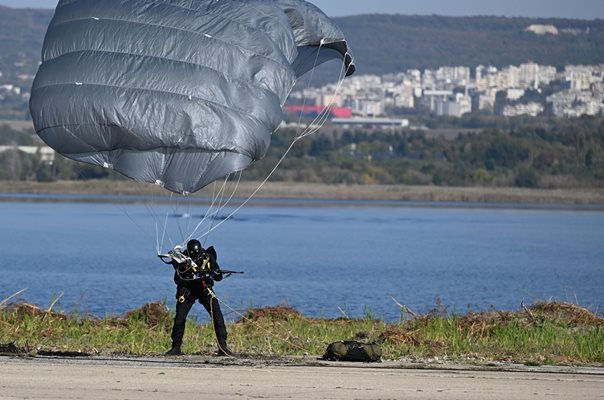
[212, 269, 223, 282]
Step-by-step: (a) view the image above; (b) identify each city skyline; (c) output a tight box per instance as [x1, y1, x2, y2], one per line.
[289, 62, 604, 119]
[0, 0, 603, 20]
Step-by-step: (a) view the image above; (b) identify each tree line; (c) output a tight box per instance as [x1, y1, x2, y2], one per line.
[243, 116, 604, 189]
[1, 116, 603, 189]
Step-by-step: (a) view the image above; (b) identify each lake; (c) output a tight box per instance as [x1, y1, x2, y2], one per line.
[1, 197, 603, 322]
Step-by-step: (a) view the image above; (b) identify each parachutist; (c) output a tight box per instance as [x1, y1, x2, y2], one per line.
[163, 239, 232, 357]
[31, 0, 353, 358]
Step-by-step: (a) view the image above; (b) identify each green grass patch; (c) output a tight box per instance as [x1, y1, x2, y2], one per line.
[1, 301, 602, 365]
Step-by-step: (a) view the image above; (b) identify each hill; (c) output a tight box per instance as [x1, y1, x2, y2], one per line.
[0, 6, 51, 77]
[1, 7, 604, 79]
[336, 14, 604, 74]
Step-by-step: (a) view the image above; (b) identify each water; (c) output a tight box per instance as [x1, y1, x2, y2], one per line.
[1, 199, 603, 322]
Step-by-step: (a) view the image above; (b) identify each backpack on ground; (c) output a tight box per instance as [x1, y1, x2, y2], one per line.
[322, 340, 382, 362]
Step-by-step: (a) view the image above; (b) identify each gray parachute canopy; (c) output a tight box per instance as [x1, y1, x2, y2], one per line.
[30, 0, 355, 194]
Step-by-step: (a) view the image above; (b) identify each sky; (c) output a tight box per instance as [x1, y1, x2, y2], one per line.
[1, 0, 603, 20]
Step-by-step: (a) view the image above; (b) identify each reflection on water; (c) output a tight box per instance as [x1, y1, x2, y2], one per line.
[1, 200, 603, 322]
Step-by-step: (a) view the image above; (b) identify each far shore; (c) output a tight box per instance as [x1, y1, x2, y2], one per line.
[2, 180, 604, 207]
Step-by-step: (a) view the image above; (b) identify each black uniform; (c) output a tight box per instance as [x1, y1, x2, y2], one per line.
[169, 246, 229, 355]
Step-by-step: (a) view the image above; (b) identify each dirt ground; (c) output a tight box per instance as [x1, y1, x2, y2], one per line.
[1, 355, 603, 400]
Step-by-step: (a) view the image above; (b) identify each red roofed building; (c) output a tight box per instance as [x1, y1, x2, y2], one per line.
[284, 105, 353, 119]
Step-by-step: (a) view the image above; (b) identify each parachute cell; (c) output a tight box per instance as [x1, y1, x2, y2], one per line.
[30, 0, 355, 194]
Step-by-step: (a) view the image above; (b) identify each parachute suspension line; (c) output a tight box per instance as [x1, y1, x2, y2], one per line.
[118, 189, 173, 257]
[196, 179, 221, 243]
[185, 168, 242, 245]
[71, 169, 157, 251]
[211, 291, 311, 354]
[184, 193, 194, 240]
[157, 193, 172, 254]
[201, 174, 230, 246]
[116, 201, 156, 246]
[184, 173, 230, 245]
[123, 56, 351, 251]
[200, 137, 299, 239]
[143, 183, 161, 255]
[299, 66, 346, 138]
[182, 181, 219, 246]
[210, 290, 310, 353]
[199, 56, 352, 239]
[294, 60, 352, 141]
[292, 55, 347, 140]
[140, 193, 170, 254]
[202, 171, 243, 247]
[293, 41, 325, 138]
[193, 179, 221, 243]
[207, 289, 233, 357]
[173, 194, 189, 247]
[160, 192, 182, 254]
[215, 170, 242, 216]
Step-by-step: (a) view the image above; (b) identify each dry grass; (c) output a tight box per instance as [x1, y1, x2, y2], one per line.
[238, 306, 306, 323]
[378, 326, 421, 345]
[5, 302, 67, 321]
[3, 180, 604, 205]
[124, 302, 171, 328]
[1, 300, 602, 365]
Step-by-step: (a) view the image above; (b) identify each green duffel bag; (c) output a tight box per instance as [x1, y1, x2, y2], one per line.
[322, 340, 382, 362]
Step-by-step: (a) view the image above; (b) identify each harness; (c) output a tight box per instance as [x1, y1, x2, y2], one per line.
[174, 254, 213, 302]
[158, 246, 243, 303]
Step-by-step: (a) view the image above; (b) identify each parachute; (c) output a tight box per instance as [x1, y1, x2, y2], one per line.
[29, 0, 355, 195]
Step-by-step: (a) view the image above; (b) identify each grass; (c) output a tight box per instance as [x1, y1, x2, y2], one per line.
[0, 301, 602, 366]
[3, 180, 604, 205]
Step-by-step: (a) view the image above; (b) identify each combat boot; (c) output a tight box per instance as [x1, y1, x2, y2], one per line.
[165, 345, 182, 356]
[217, 346, 233, 357]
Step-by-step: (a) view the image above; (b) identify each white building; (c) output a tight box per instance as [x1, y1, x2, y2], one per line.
[435, 93, 472, 117]
[525, 25, 559, 35]
[564, 65, 604, 91]
[547, 90, 603, 117]
[0, 84, 21, 95]
[390, 86, 415, 109]
[506, 88, 525, 101]
[0, 146, 56, 162]
[316, 93, 344, 107]
[473, 89, 498, 112]
[331, 117, 409, 129]
[503, 102, 544, 117]
[348, 97, 384, 117]
[476, 65, 500, 91]
[421, 90, 453, 113]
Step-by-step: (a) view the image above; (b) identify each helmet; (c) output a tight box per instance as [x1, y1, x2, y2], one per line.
[186, 239, 203, 258]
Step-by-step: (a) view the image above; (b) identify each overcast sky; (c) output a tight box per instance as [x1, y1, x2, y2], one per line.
[1, 0, 603, 19]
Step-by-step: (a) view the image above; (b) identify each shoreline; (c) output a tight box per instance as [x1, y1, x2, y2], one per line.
[2, 180, 604, 208]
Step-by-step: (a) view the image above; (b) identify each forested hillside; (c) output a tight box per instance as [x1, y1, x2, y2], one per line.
[1, 7, 604, 79]
[336, 15, 604, 74]
[0, 6, 50, 78]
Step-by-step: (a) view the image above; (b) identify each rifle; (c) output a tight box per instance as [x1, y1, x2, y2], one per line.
[218, 270, 244, 278]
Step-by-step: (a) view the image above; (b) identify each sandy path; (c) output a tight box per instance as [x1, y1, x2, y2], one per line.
[1, 357, 603, 400]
